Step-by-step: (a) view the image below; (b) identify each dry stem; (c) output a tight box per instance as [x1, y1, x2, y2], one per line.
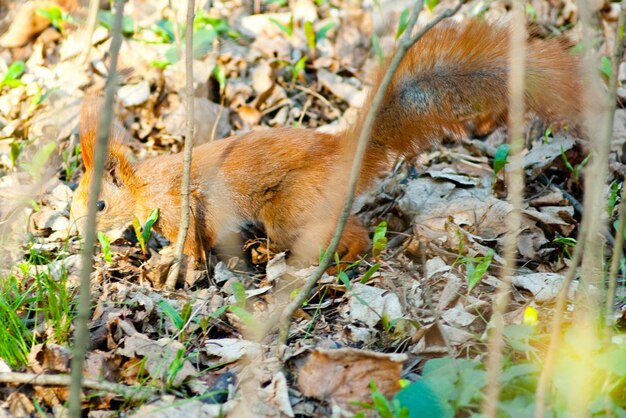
[165, 0, 196, 289]
[534, 227, 586, 416]
[535, 0, 622, 415]
[606, 0, 626, 333]
[481, 4, 526, 417]
[276, 0, 466, 350]
[69, 1, 126, 416]
[0, 372, 154, 400]
[80, 0, 100, 64]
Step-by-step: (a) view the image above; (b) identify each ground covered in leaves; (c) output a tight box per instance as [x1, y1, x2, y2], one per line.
[1, 0, 626, 417]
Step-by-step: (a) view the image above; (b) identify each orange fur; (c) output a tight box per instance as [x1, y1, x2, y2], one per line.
[70, 19, 582, 265]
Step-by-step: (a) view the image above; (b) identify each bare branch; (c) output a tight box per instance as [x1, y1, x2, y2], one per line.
[69, 1, 126, 416]
[534, 228, 586, 417]
[276, 0, 466, 350]
[535, 0, 624, 415]
[0, 372, 154, 401]
[481, 4, 526, 417]
[80, 0, 100, 65]
[165, 0, 196, 290]
[606, 0, 626, 333]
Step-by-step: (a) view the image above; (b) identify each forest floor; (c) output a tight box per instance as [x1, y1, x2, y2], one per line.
[0, 0, 625, 417]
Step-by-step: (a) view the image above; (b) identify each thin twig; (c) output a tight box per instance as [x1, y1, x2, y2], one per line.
[276, 0, 466, 350]
[0, 372, 155, 400]
[419, 240, 455, 358]
[606, 0, 626, 334]
[169, 0, 183, 60]
[481, 4, 526, 418]
[69, 1, 126, 417]
[165, 0, 196, 290]
[534, 228, 586, 417]
[210, 98, 225, 142]
[575, 0, 612, 315]
[80, 0, 100, 65]
[535, 0, 620, 414]
[607, 178, 626, 330]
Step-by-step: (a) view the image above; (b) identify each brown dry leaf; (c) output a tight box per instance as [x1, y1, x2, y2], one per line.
[7, 392, 35, 417]
[411, 324, 474, 355]
[262, 372, 294, 417]
[117, 333, 196, 386]
[0, 0, 74, 48]
[28, 343, 71, 374]
[297, 347, 406, 411]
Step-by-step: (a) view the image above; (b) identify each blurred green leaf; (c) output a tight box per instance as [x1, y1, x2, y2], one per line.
[395, 8, 410, 40]
[98, 10, 135, 35]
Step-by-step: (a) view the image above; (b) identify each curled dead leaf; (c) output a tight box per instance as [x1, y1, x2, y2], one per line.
[297, 347, 406, 411]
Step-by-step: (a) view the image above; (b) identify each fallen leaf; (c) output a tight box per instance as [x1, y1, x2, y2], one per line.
[348, 282, 403, 327]
[203, 338, 263, 365]
[512, 273, 578, 303]
[297, 347, 406, 411]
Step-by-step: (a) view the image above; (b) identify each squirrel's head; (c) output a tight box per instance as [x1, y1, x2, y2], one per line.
[70, 97, 138, 240]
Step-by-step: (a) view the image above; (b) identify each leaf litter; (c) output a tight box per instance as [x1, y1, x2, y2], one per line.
[0, 0, 622, 416]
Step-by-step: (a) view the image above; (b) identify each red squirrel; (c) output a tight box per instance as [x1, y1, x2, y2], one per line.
[70, 20, 581, 265]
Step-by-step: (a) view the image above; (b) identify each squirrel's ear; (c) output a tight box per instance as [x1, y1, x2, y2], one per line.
[79, 95, 102, 170]
[105, 123, 135, 186]
[79, 95, 134, 182]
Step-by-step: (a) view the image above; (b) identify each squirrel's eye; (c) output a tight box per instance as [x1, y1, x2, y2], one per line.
[96, 200, 106, 212]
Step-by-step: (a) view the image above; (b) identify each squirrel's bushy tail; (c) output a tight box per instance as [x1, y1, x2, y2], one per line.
[352, 19, 582, 187]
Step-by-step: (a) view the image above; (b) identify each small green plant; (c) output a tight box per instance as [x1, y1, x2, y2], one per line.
[270, 15, 294, 38]
[1, 60, 26, 89]
[132, 208, 159, 257]
[389, 358, 488, 417]
[36, 5, 74, 34]
[31, 85, 59, 109]
[0, 274, 31, 369]
[231, 281, 247, 309]
[560, 146, 590, 183]
[425, 0, 440, 11]
[492, 143, 510, 181]
[526, 3, 538, 22]
[552, 236, 577, 261]
[9, 140, 25, 169]
[371, 33, 384, 63]
[21, 142, 57, 181]
[62, 144, 80, 180]
[303, 20, 337, 59]
[543, 126, 553, 144]
[151, 14, 238, 68]
[455, 249, 494, 292]
[97, 231, 112, 263]
[372, 221, 388, 260]
[315, 21, 336, 41]
[395, 8, 410, 40]
[265, 0, 288, 6]
[290, 56, 307, 87]
[165, 348, 187, 389]
[304, 20, 316, 57]
[212, 64, 226, 94]
[607, 181, 620, 216]
[98, 9, 135, 35]
[600, 55, 612, 79]
[355, 381, 409, 418]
